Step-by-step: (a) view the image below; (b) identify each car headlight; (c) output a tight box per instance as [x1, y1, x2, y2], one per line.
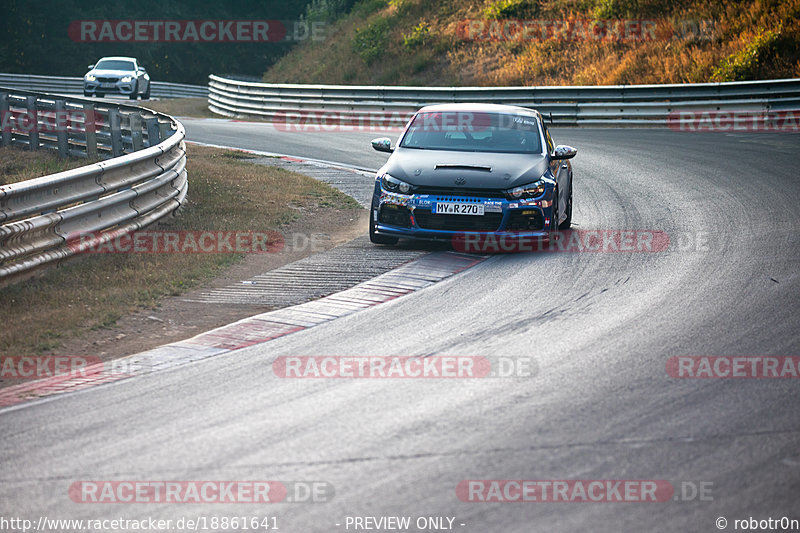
[507, 179, 546, 200]
[85, 74, 96, 81]
[381, 173, 412, 194]
[121, 76, 133, 83]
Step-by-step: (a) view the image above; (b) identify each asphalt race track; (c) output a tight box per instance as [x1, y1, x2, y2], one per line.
[1, 121, 799, 532]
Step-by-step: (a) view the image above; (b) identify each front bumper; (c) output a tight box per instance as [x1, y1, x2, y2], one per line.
[371, 181, 557, 243]
[84, 79, 137, 95]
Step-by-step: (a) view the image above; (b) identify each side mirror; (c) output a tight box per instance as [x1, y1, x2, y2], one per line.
[552, 145, 577, 160]
[371, 137, 393, 153]
[87, 64, 95, 70]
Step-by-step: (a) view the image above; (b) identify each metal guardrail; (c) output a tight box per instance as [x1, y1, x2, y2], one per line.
[0, 87, 188, 283]
[208, 75, 800, 126]
[0, 73, 208, 99]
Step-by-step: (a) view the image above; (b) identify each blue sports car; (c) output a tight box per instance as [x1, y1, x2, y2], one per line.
[369, 103, 576, 249]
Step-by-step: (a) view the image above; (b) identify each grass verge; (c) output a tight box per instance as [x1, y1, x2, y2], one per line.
[142, 97, 217, 118]
[0, 144, 362, 355]
[264, 0, 800, 86]
[0, 146, 95, 185]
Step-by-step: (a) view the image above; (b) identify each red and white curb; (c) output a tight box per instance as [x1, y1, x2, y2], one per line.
[0, 251, 487, 409]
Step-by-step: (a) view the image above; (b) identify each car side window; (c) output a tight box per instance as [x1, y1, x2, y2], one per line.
[543, 123, 555, 154]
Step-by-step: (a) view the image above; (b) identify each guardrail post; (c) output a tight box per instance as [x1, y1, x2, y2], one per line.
[145, 117, 160, 147]
[0, 92, 10, 147]
[55, 99, 68, 158]
[130, 113, 144, 151]
[108, 107, 122, 157]
[158, 120, 169, 142]
[83, 103, 98, 159]
[26, 95, 39, 150]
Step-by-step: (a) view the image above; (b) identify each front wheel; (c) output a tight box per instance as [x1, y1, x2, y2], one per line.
[142, 83, 150, 100]
[559, 181, 572, 230]
[550, 189, 560, 239]
[129, 81, 138, 100]
[369, 209, 399, 245]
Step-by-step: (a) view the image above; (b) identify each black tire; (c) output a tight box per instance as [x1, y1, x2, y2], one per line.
[129, 81, 138, 100]
[369, 209, 399, 245]
[95, 92, 104, 98]
[83, 91, 91, 97]
[559, 180, 572, 230]
[550, 190, 560, 238]
[142, 83, 150, 100]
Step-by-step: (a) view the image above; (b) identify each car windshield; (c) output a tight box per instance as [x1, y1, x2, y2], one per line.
[94, 60, 135, 71]
[400, 111, 543, 154]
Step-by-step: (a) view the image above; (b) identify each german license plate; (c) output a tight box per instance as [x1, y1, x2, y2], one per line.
[434, 202, 484, 215]
[100, 83, 116, 88]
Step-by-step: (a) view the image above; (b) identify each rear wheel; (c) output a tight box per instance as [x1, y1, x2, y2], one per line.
[369, 208, 399, 245]
[559, 180, 572, 230]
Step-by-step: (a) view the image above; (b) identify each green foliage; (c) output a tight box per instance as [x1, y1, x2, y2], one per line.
[593, 0, 624, 18]
[352, 0, 391, 18]
[303, 0, 356, 22]
[403, 22, 431, 49]
[483, 0, 538, 20]
[592, 0, 677, 18]
[352, 17, 391, 64]
[0, 0, 316, 85]
[711, 26, 783, 82]
[412, 54, 432, 73]
[306, 0, 386, 22]
[388, 0, 413, 16]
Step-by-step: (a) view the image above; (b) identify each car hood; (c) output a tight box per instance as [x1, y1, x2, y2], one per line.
[385, 148, 549, 189]
[88, 69, 134, 77]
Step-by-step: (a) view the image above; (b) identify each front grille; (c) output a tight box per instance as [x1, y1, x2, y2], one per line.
[379, 204, 412, 228]
[413, 187, 505, 199]
[414, 209, 502, 231]
[506, 209, 545, 231]
[97, 77, 119, 83]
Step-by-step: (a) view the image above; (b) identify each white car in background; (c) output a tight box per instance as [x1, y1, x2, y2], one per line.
[83, 56, 150, 100]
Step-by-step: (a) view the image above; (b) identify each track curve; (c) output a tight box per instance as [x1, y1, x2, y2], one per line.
[1, 122, 798, 532]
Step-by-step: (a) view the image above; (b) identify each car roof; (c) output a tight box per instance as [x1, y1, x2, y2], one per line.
[96, 56, 137, 62]
[415, 103, 542, 120]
